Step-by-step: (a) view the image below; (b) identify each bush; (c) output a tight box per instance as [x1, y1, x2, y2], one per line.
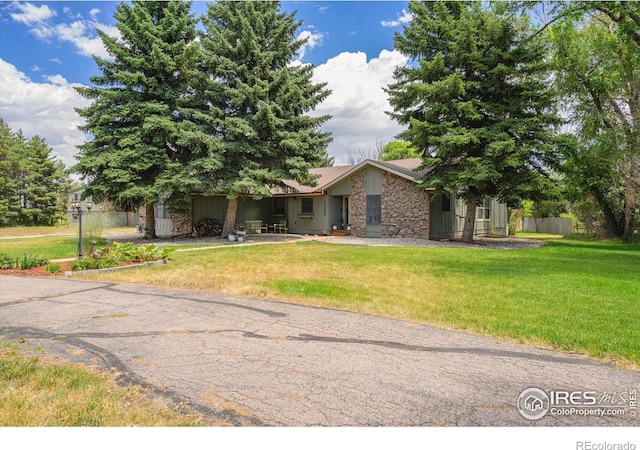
[46, 263, 61, 273]
[70, 242, 168, 272]
[71, 258, 119, 272]
[194, 218, 223, 237]
[0, 252, 15, 270]
[19, 255, 49, 270]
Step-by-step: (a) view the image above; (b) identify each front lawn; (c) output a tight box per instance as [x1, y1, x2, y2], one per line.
[0, 236, 94, 260]
[58, 239, 640, 367]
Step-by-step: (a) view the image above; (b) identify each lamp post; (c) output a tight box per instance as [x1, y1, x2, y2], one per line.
[70, 200, 92, 259]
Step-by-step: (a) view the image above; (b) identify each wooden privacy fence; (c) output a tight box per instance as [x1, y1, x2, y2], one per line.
[523, 217, 574, 235]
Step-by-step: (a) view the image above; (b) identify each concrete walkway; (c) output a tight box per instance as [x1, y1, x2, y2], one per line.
[0, 275, 638, 426]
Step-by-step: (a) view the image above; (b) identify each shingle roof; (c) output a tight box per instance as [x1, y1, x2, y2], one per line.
[277, 164, 355, 194]
[376, 158, 426, 178]
[278, 158, 429, 195]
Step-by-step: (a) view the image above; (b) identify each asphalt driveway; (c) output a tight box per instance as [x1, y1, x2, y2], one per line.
[1, 275, 638, 426]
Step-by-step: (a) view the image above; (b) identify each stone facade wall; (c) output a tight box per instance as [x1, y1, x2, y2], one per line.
[381, 172, 430, 238]
[350, 170, 367, 237]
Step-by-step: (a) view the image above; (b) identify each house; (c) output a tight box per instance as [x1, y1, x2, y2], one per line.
[191, 158, 509, 239]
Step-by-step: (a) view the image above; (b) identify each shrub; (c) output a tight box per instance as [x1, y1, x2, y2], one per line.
[70, 241, 167, 271]
[71, 257, 121, 272]
[46, 263, 61, 274]
[19, 255, 49, 270]
[110, 241, 136, 262]
[0, 252, 15, 270]
[133, 244, 170, 262]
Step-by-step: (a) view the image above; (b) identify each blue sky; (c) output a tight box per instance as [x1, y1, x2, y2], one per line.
[0, 1, 413, 169]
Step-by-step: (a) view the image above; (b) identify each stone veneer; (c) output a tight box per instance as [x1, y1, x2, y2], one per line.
[381, 172, 430, 238]
[349, 168, 430, 238]
[349, 170, 367, 237]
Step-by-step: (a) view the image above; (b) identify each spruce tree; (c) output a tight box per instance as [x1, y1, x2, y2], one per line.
[0, 119, 22, 225]
[19, 136, 70, 226]
[387, 1, 563, 240]
[74, 1, 210, 238]
[0, 120, 70, 226]
[197, 1, 332, 235]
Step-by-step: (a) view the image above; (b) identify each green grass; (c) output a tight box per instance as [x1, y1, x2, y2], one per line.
[0, 232, 222, 261]
[89, 238, 640, 368]
[0, 236, 105, 260]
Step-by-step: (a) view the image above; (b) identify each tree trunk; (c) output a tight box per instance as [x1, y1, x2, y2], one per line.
[461, 195, 477, 242]
[144, 203, 157, 240]
[622, 178, 638, 241]
[602, 204, 624, 238]
[222, 197, 238, 236]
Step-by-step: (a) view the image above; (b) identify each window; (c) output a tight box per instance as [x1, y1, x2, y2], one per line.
[477, 197, 490, 221]
[301, 197, 313, 215]
[366, 195, 381, 225]
[442, 194, 451, 213]
[155, 200, 170, 219]
[274, 197, 285, 216]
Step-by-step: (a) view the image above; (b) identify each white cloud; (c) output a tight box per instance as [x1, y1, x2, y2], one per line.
[9, 3, 117, 60]
[10, 2, 57, 25]
[0, 59, 90, 170]
[381, 9, 413, 28]
[89, 8, 101, 21]
[55, 21, 112, 59]
[296, 29, 324, 61]
[311, 50, 409, 165]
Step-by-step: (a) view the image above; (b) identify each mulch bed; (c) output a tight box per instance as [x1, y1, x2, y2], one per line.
[0, 261, 74, 277]
[0, 260, 145, 278]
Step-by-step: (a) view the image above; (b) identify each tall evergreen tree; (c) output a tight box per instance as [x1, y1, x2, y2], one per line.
[0, 120, 70, 226]
[0, 119, 22, 225]
[387, 1, 563, 241]
[74, 1, 211, 238]
[197, 1, 332, 235]
[19, 136, 71, 226]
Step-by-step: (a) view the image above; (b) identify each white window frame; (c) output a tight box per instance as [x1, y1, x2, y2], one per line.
[476, 197, 491, 221]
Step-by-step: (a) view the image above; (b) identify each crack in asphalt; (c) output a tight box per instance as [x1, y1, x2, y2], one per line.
[0, 283, 117, 308]
[4, 324, 606, 367]
[103, 286, 288, 318]
[242, 331, 608, 367]
[0, 326, 266, 426]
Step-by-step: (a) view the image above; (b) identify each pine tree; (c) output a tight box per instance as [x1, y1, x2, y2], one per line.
[0, 119, 22, 225]
[197, 1, 332, 235]
[19, 136, 71, 226]
[387, 1, 563, 241]
[74, 1, 211, 238]
[0, 120, 70, 226]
